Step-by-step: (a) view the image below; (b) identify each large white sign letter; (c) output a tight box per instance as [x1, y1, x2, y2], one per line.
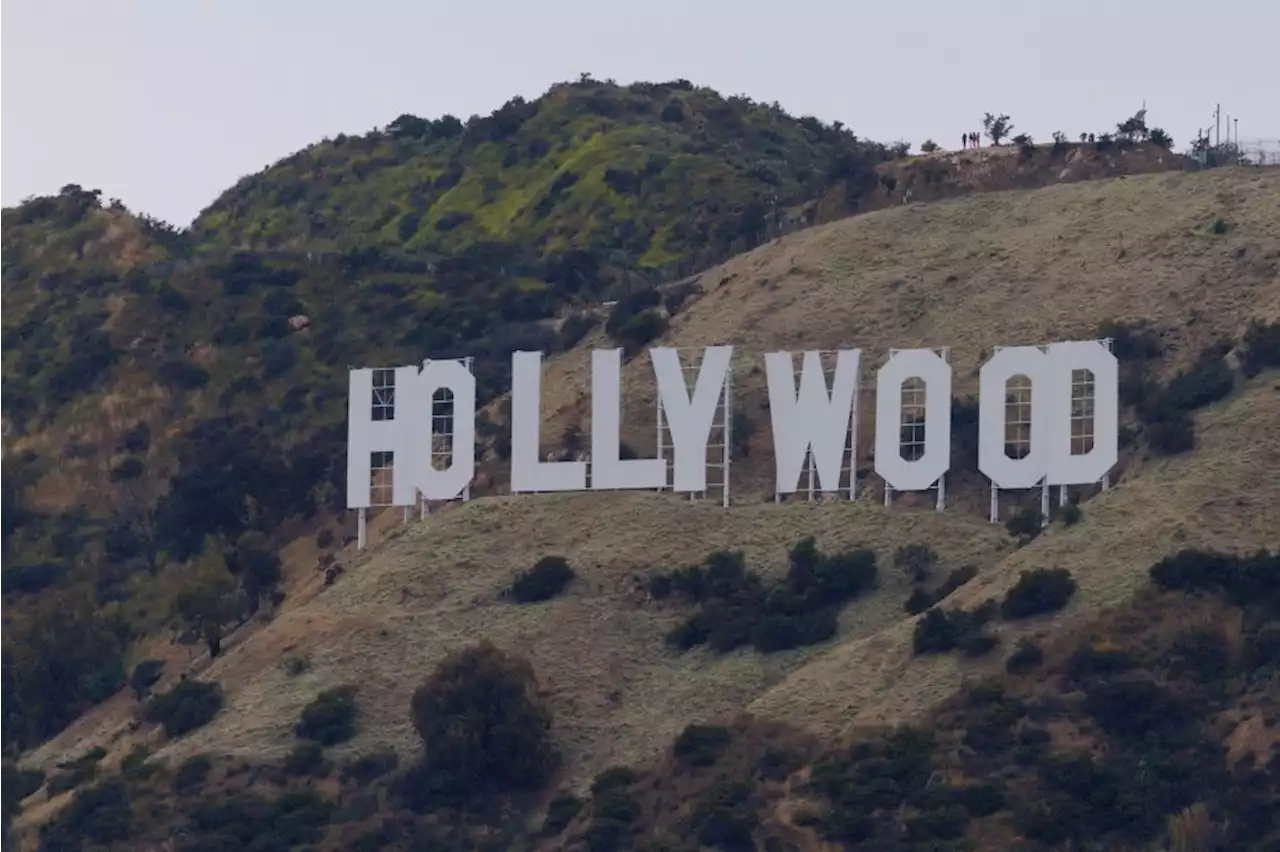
[651, 346, 733, 492]
[978, 346, 1050, 489]
[510, 351, 586, 492]
[765, 350, 861, 494]
[590, 349, 665, 490]
[346, 366, 420, 508]
[874, 349, 952, 491]
[1045, 341, 1119, 485]
[410, 360, 477, 500]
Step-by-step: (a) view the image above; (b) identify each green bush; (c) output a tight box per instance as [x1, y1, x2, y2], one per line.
[542, 791, 584, 835]
[511, 555, 576, 603]
[285, 741, 329, 776]
[1005, 506, 1044, 542]
[295, 685, 358, 745]
[144, 679, 224, 738]
[1006, 638, 1045, 674]
[340, 748, 399, 783]
[912, 603, 997, 656]
[656, 541, 877, 656]
[1000, 569, 1077, 619]
[408, 641, 557, 799]
[129, 658, 165, 699]
[673, 724, 731, 767]
[173, 754, 212, 792]
[1239, 320, 1280, 378]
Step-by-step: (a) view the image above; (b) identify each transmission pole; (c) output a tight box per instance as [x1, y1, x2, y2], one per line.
[1215, 104, 1221, 147]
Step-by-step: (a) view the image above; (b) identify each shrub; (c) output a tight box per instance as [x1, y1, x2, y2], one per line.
[903, 587, 934, 615]
[615, 309, 667, 354]
[933, 565, 978, 601]
[1001, 568, 1077, 619]
[673, 724, 731, 768]
[1061, 504, 1082, 526]
[894, 543, 937, 583]
[511, 556, 576, 603]
[145, 679, 224, 738]
[690, 781, 758, 849]
[542, 791, 583, 835]
[129, 658, 165, 699]
[1146, 411, 1195, 455]
[285, 741, 328, 776]
[657, 542, 877, 656]
[173, 754, 212, 792]
[1006, 638, 1045, 673]
[340, 749, 398, 784]
[912, 604, 997, 656]
[1239, 320, 1280, 378]
[591, 766, 640, 795]
[1005, 506, 1044, 542]
[409, 641, 556, 797]
[295, 685, 358, 746]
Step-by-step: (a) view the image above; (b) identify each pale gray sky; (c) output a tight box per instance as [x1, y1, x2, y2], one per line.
[3, 0, 1275, 226]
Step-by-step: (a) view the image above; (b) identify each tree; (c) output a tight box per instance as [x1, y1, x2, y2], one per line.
[920, 139, 939, 154]
[409, 641, 556, 796]
[172, 539, 241, 659]
[1149, 127, 1173, 149]
[226, 531, 282, 616]
[982, 113, 1014, 146]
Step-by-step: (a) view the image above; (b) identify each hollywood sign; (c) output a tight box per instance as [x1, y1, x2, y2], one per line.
[346, 341, 1118, 530]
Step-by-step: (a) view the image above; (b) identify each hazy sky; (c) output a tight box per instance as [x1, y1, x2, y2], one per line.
[3, 0, 1276, 226]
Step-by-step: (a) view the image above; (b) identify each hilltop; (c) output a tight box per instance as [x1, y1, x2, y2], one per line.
[6, 164, 1280, 851]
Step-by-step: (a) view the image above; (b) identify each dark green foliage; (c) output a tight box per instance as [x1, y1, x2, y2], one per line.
[129, 658, 164, 699]
[912, 603, 997, 655]
[340, 748, 399, 784]
[903, 587, 933, 615]
[591, 766, 640, 795]
[295, 685, 358, 745]
[1005, 506, 1044, 542]
[173, 754, 212, 792]
[809, 727, 938, 844]
[1149, 548, 1279, 612]
[673, 724, 732, 768]
[1006, 638, 1045, 673]
[2, 764, 45, 821]
[894, 542, 937, 583]
[904, 564, 977, 614]
[1239, 320, 1280, 378]
[657, 540, 877, 655]
[1001, 568, 1076, 619]
[689, 781, 758, 850]
[37, 778, 133, 848]
[1061, 503, 1082, 526]
[285, 741, 329, 776]
[542, 791, 583, 836]
[1136, 343, 1237, 456]
[179, 789, 335, 851]
[406, 641, 556, 805]
[144, 678, 224, 738]
[511, 555, 576, 603]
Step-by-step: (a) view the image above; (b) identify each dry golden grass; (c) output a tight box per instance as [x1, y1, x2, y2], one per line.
[108, 494, 1009, 790]
[18, 168, 1280, 805]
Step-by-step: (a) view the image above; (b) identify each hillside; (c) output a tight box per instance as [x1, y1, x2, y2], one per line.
[7, 166, 1280, 851]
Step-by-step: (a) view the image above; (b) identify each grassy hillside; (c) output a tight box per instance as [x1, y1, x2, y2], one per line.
[7, 166, 1280, 851]
[191, 76, 898, 273]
